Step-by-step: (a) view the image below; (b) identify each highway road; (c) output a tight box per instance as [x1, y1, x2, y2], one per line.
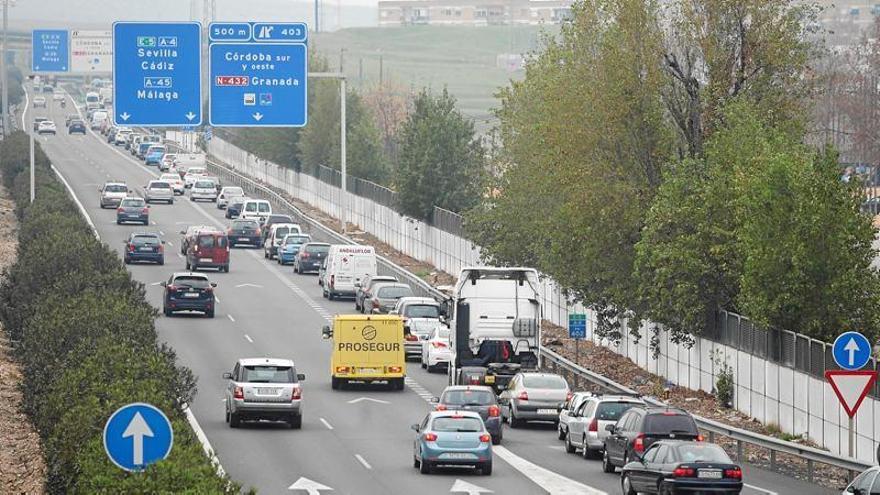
[23, 85, 838, 495]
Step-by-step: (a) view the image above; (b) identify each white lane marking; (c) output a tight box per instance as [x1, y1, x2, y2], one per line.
[744, 484, 778, 495]
[214, 295, 221, 303]
[492, 446, 605, 495]
[183, 404, 227, 478]
[227, 314, 235, 322]
[319, 417, 334, 430]
[176, 252, 184, 259]
[159, 230, 165, 236]
[244, 334, 253, 343]
[354, 454, 372, 470]
[166, 241, 173, 246]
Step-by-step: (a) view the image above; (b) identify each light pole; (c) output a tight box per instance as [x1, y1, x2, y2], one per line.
[1, 0, 10, 136]
[308, 71, 348, 234]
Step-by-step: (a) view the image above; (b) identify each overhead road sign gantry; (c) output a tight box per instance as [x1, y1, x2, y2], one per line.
[71, 30, 112, 73]
[832, 331, 872, 371]
[32, 29, 69, 72]
[103, 402, 173, 472]
[209, 22, 308, 127]
[112, 22, 202, 127]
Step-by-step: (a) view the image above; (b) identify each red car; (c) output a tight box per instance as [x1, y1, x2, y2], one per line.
[185, 229, 230, 272]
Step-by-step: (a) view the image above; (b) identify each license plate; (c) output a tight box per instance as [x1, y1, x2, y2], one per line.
[537, 408, 557, 415]
[199, 258, 212, 262]
[257, 388, 278, 395]
[182, 292, 200, 298]
[358, 368, 378, 374]
[127, 214, 139, 217]
[698, 470, 722, 479]
[440, 453, 476, 460]
[138, 247, 152, 251]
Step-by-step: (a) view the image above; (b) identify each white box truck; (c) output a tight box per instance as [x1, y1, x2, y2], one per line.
[447, 267, 542, 393]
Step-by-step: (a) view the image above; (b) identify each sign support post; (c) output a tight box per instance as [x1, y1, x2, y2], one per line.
[29, 127, 33, 202]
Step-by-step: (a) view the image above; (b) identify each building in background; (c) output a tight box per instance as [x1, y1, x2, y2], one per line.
[378, 0, 573, 26]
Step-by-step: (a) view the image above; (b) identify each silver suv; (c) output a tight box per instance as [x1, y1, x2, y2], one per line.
[99, 181, 130, 208]
[223, 358, 305, 429]
[144, 180, 174, 204]
[563, 394, 645, 458]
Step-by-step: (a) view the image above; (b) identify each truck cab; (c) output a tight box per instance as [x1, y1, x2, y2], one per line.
[447, 267, 541, 393]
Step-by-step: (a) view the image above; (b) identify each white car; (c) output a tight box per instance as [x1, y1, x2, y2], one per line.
[52, 92, 65, 101]
[115, 129, 132, 146]
[184, 167, 207, 188]
[144, 180, 174, 204]
[190, 179, 219, 202]
[159, 173, 185, 195]
[421, 326, 452, 373]
[37, 121, 57, 135]
[217, 186, 244, 209]
[160, 153, 178, 172]
[32, 96, 47, 108]
[240, 199, 272, 224]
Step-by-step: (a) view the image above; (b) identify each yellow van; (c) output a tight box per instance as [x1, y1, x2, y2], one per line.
[322, 314, 406, 390]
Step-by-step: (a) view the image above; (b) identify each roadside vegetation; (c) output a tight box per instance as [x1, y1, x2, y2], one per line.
[0, 132, 242, 493]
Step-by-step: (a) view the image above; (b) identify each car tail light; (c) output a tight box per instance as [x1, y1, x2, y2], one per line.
[291, 387, 302, 401]
[488, 405, 500, 417]
[633, 433, 646, 453]
[141, 207, 149, 214]
[330, 274, 335, 288]
[255, 228, 261, 236]
[435, 404, 447, 411]
[116, 207, 123, 213]
[588, 419, 598, 432]
[405, 334, 418, 341]
[335, 366, 350, 374]
[388, 366, 402, 373]
[372, 299, 380, 309]
[696, 434, 704, 442]
[157, 244, 164, 253]
[204, 286, 213, 294]
[566, 391, 573, 402]
[518, 391, 528, 401]
[672, 466, 696, 478]
[423, 433, 438, 442]
[479, 434, 491, 443]
[432, 341, 447, 348]
[724, 468, 742, 479]
[166, 285, 177, 292]
[127, 244, 135, 252]
[227, 229, 233, 235]
[301, 252, 310, 259]
[233, 386, 244, 400]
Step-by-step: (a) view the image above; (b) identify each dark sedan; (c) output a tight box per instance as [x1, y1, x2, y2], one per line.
[432, 386, 504, 445]
[162, 272, 216, 318]
[620, 441, 742, 494]
[115, 197, 150, 225]
[227, 219, 262, 247]
[68, 119, 87, 134]
[123, 232, 164, 265]
[294, 242, 330, 274]
[226, 196, 247, 219]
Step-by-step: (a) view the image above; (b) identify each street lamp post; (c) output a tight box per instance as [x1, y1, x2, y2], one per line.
[1, 0, 10, 136]
[308, 71, 348, 234]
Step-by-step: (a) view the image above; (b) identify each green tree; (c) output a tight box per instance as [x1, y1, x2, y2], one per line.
[397, 88, 485, 220]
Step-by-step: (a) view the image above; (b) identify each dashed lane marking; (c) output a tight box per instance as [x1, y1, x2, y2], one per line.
[354, 454, 372, 470]
[319, 418, 334, 430]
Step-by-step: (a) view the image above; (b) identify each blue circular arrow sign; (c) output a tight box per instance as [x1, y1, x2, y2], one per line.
[832, 331, 873, 371]
[103, 402, 174, 472]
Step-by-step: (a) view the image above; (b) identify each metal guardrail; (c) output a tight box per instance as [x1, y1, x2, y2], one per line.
[203, 150, 871, 482]
[541, 347, 872, 479]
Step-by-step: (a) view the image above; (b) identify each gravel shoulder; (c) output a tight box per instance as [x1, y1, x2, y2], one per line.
[0, 184, 46, 494]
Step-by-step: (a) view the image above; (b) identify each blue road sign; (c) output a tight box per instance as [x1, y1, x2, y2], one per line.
[113, 22, 202, 127]
[103, 402, 173, 472]
[833, 331, 872, 371]
[252, 22, 308, 43]
[209, 40, 307, 127]
[209, 23, 251, 42]
[32, 29, 69, 72]
[569, 313, 587, 340]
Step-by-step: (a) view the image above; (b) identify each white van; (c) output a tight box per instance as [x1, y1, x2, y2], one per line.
[240, 199, 272, 224]
[90, 110, 108, 130]
[86, 91, 101, 111]
[321, 245, 377, 300]
[263, 223, 302, 259]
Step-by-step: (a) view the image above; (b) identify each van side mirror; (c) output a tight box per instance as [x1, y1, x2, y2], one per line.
[210, 283, 217, 288]
[222, 372, 232, 379]
[322, 325, 332, 339]
[159, 281, 167, 287]
[179, 230, 186, 235]
[411, 424, 420, 432]
[297, 373, 306, 381]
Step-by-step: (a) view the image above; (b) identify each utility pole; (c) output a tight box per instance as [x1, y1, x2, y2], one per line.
[1, 0, 9, 137]
[314, 0, 320, 32]
[308, 72, 348, 234]
[379, 53, 383, 85]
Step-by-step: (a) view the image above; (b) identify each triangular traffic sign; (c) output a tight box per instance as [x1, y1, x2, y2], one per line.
[826, 370, 878, 418]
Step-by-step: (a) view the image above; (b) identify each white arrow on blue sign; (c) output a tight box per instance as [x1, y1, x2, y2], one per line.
[103, 402, 173, 472]
[832, 331, 873, 371]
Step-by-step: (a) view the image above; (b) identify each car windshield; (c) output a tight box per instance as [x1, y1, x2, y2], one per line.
[131, 235, 160, 246]
[187, 168, 206, 176]
[198, 236, 220, 248]
[120, 199, 144, 207]
[595, 402, 639, 421]
[195, 181, 215, 189]
[644, 414, 698, 435]
[150, 182, 170, 189]
[431, 417, 483, 432]
[522, 374, 567, 389]
[284, 235, 310, 245]
[105, 185, 127, 193]
[241, 365, 295, 383]
[268, 215, 292, 224]
[160, 175, 179, 182]
[232, 220, 258, 229]
[306, 244, 330, 254]
[224, 187, 243, 196]
[173, 276, 209, 288]
[275, 226, 298, 237]
[675, 443, 732, 464]
[442, 390, 496, 406]
[258, 203, 271, 213]
[404, 304, 440, 318]
[377, 286, 413, 299]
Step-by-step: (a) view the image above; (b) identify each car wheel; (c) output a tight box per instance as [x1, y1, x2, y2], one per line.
[264, 250, 268, 259]
[229, 412, 241, 428]
[565, 432, 576, 454]
[421, 361, 427, 369]
[602, 449, 616, 473]
[225, 408, 230, 423]
[293, 264, 299, 273]
[331, 377, 340, 390]
[288, 414, 302, 429]
[328, 292, 334, 301]
[413, 456, 420, 469]
[621, 474, 636, 495]
[582, 438, 594, 459]
[509, 408, 523, 428]
[116, 220, 122, 225]
[206, 308, 214, 318]
[419, 457, 431, 475]
[190, 196, 195, 201]
[124, 257, 130, 265]
[158, 258, 164, 266]
[481, 461, 492, 476]
[558, 424, 566, 440]
[492, 432, 502, 445]
[185, 261, 191, 270]
[163, 306, 172, 317]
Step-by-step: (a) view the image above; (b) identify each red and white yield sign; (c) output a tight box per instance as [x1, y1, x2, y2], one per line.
[826, 370, 879, 418]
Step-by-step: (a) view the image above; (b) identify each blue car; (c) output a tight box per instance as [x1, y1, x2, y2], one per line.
[412, 410, 493, 475]
[123, 232, 164, 265]
[277, 233, 312, 265]
[144, 145, 166, 166]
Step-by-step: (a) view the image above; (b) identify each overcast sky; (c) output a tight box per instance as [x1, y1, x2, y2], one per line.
[8, 0, 377, 31]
